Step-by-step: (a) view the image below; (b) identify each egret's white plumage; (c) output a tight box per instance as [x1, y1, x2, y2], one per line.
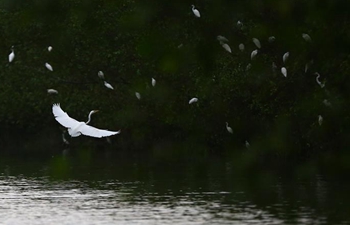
[104, 81, 114, 90]
[217, 35, 228, 43]
[252, 38, 261, 49]
[302, 33, 312, 42]
[315, 72, 325, 88]
[191, 5, 200, 18]
[152, 78, 156, 87]
[281, 67, 287, 77]
[268, 36, 276, 43]
[48, 46, 53, 52]
[52, 103, 120, 138]
[318, 115, 323, 126]
[45, 63, 53, 71]
[251, 49, 258, 60]
[98, 71, 105, 79]
[9, 46, 15, 63]
[239, 43, 245, 52]
[283, 52, 289, 64]
[189, 97, 198, 104]
[221, 43, 232, 53]
[226, 122, 233, 134]
[135, 92, 141, 100]
[47, 89, 58, 94]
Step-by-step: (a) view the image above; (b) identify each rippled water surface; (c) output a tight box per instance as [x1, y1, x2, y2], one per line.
[0, 151, 349, 225]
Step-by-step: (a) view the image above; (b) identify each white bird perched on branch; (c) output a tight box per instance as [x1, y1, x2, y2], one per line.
[283, 52, 289, 64]
[45, 63, 53, 71]
[98, 71, 105, 80]
[47, 89, 58, 94]
[318, 115, 323, 126]
[9, 46, 15, 63]
[281, 67, 287, 77]
[268, 36, 276, 43]
[48, 46, 53, 52]
[252, 38, 261, 49]
[191, 5, 200, 18]
[302, 33, 312, 42]
[226, 122, 233, 134]
[152, 78, 156, 87]
[251, 49, 258, 60]
[189, 97, 198, 104]
[52, 103, 120, 138]
[217, 35, 228, 43]
[239, 43, 245, 52]
[221, 43, 232, 53]
[135, 92, 141, 100]
[104, 81, 114, 90]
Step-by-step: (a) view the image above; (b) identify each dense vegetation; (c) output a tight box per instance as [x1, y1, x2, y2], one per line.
[0, 0, 349, 157]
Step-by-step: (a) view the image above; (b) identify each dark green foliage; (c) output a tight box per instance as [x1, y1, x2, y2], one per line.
[0, 0, 349, 155]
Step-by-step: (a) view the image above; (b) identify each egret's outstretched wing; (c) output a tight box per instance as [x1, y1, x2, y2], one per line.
[79, 124, 121, 138]
[52, 104, 80, 128]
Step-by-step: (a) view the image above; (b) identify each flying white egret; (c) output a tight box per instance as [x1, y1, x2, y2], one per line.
[281, 67, 287, 77]
[283, 52, 289, 64]
[221, 43, 232, 53]
[252, 38, 261, 48]
[268, 36, 276, 43]
[189, 97, 198, 104]
[318, 115, 323, 126]
[239, 43, 245, 52]
[251, 49, 258, 60]
[98, 71, 105, 79]
[47, 89, 58, 94]
[152, 78, 156, 87]
[9, 46, 15, 63]
[217, 35, 229, 43]
[191, 5, 200, 18]
[315, 72, 325, 88]
[45, 63, 53, 71]
[302, 33, 312, 42]
[52, 103, 121, 138]
[245, 140, 250, 149]
[135, 92, 141, 100]
[104, 81, 114, 90]
[48, 46, 53, 52]
[226, 122, 233, 134]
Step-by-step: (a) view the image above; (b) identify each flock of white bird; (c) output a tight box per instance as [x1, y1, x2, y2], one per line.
[6, 4, 327, 146]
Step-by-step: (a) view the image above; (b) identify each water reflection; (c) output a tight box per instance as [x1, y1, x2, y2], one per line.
[0, 154, 349, 224]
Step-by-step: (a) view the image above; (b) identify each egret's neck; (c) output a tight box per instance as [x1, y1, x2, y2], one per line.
[86, 111, 95, 124]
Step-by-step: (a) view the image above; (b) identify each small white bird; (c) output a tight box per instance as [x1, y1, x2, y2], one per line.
[245, 140, 250, 149]
[191, 5, 200, 18]
[268, 36, 276, 43]
[281, 67, 287, 77]
[315, 72, 325, 88]
[9, 46, 15, 63]
[47, 89, 58, 94]
[302, 33, 312, 42]
[221, 43, 232, 53]
[251, 49, 258, 60]
[318, 115, 323, 126]
[252, 38, 261, 49]
[283, 52, 289, 64]
[217, 35, 229, 43]
[226, 122, 233, 134]
[52, 103, 120, 138]
[45, 63, 53, 71]
[104, 81, 114, 90]
[189, 97, 198, 104]
[135, 92, 141, 100]
[48, 46, 53, 52]
[152, 78, 156, 87]
[238, 43, 245, 52]
[237, 20, 243, 29]
[98, 71, 105, 79]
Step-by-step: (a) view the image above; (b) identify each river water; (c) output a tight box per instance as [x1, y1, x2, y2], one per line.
[0, 148, 349, 225]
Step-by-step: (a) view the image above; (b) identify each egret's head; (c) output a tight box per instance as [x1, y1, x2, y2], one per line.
[92, 110, 99, 114]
